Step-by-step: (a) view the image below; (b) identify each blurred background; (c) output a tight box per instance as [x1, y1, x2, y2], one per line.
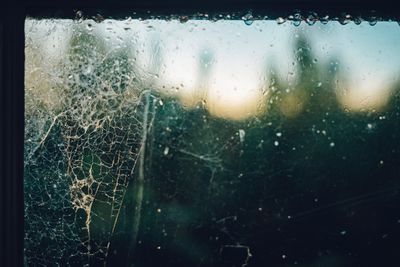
[24, 18, 400, 266]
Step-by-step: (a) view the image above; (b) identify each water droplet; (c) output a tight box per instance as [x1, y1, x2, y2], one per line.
[305, 13, 318, 25]
[211, 16, 219, 22]
[320, 15, 329, 24]
[354, 17, 362, 25]
[86, 23, 93, 31]
[239, 129, 246, 142]
[242, 12, 254, 26]
[339, 14, 351, 25]
[292, 20, 301, 27]
[163, 146, 169, 156]
[179, 15, 189, 23]
[293, 12, 303, 24]
[341, 230, 347, 235]
[274, 141, 279, 146]
[276, 17, 286, 24]
[156, 208, 162, 213]
[276, 132, 282, 137]
[282, 254, 287, 259]
[75, 10, 83, 21]
[369, 19, 377, 26]
[317, 82, 322, 87]
[306, 20, 316, 26]
[330, 142, 335, 147]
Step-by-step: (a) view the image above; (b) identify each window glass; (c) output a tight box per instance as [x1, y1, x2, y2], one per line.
[25, 17, 400, 266]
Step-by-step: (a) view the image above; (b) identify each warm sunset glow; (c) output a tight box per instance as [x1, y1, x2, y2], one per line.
[336, 75, 393, 112]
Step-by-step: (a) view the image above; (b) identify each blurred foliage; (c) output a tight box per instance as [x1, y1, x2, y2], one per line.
[24, 22, 400, 267]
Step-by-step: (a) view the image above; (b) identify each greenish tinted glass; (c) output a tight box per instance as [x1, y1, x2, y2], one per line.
[25, 17, 400, 266]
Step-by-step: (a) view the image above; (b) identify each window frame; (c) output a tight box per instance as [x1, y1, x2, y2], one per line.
[1, 1, 397, 266]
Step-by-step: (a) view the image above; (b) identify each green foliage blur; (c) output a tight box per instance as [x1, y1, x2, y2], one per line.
[25, 21, 400, 267]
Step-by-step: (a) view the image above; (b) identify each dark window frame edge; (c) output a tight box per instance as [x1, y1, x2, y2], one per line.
[1, 1, 399, 266]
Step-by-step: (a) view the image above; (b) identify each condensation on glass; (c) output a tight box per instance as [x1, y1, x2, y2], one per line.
[24, 16, 400, 266]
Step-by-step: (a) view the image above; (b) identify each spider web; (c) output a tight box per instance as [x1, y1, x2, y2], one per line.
[24, 19, 153, 266]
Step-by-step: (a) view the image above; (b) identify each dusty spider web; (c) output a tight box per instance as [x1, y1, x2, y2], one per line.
[24, 19, 157, 266]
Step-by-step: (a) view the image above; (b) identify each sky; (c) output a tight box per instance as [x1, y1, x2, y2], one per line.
[25, 18, 400, 120]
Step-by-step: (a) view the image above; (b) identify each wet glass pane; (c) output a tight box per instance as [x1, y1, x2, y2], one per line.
[24, 17, 400, 266]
